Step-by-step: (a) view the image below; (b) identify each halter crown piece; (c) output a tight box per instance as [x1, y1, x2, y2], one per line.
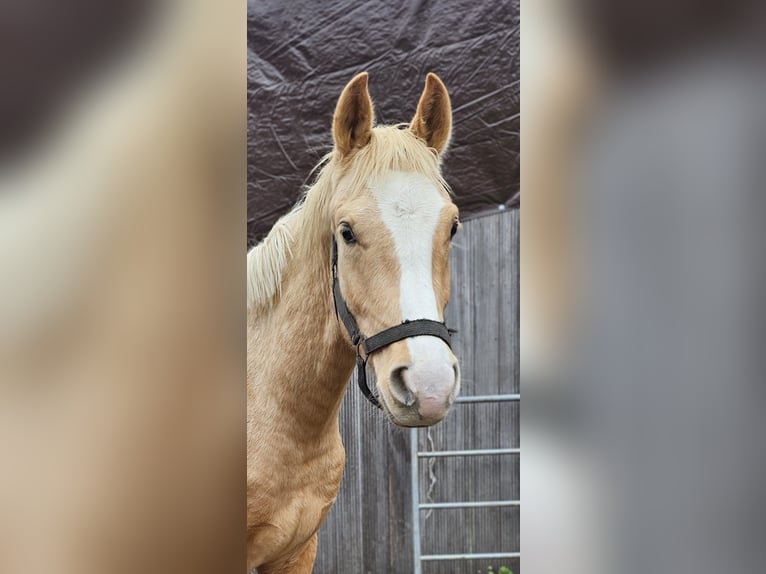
[331, 238, 455, 409]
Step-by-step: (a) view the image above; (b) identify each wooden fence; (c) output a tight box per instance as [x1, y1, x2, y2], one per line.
[315, 208, 520, 574]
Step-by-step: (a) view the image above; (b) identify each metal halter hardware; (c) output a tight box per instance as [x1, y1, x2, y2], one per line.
[331, 237, 455, 409]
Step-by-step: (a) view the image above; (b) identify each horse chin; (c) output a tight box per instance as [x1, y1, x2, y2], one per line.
[389, 410, 449, 428]
[378, 392, 450, 428]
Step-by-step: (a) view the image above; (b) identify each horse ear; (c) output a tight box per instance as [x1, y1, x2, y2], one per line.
[410, 73, 452, 155]
[333, 72, 374, 157]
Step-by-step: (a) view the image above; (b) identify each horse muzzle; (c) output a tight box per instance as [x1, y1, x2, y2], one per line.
[378, 339, 460, 426]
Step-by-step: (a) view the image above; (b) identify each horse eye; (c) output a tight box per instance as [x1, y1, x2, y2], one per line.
[340, 225, 357, 244]
[450, 220, 459, 239]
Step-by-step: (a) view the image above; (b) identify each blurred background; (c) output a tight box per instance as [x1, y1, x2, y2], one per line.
[0, 1, 244, 573]
[523, 0, 766, 573]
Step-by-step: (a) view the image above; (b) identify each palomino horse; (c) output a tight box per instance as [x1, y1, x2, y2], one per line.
[247, 72, 460, 573]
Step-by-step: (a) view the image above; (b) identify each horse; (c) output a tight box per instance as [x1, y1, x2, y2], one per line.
[246, 72, 461, 573]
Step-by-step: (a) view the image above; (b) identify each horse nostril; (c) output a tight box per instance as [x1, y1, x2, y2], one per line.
[389, 366, 416, 406]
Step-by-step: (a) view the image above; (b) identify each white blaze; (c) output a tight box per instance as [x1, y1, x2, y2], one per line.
[371, 171, 455, 384]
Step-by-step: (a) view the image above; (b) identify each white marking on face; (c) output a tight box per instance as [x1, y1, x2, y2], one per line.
[371, 171, 454, 372]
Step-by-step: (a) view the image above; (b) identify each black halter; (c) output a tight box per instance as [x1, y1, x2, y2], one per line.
[331, 238, 455, 409]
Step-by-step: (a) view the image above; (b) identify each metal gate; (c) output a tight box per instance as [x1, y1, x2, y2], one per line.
[410, 394, 520, 573]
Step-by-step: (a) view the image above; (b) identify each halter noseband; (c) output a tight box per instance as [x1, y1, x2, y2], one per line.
[332, 237, 455, 409]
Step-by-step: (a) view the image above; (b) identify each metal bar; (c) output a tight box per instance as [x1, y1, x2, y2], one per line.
[454, 393, 520, 403]
[418, 448, 520, 458]
[410, 427, 422, 574]
[419, 500, 520, 509]
[421, 552, 521, 561]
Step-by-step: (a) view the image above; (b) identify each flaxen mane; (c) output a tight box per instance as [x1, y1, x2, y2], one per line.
[246, 125, 450, 310]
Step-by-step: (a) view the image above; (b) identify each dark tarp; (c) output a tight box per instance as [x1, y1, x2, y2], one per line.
[247, 0, 520, 246]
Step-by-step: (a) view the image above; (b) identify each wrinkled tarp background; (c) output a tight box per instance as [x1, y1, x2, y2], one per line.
[247, 0, 520, 245]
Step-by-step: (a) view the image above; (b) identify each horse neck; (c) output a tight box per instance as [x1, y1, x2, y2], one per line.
[253, 215, 355, 439]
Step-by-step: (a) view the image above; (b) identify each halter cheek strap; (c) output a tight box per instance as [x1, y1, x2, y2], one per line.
[331, 238, 455, 409]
